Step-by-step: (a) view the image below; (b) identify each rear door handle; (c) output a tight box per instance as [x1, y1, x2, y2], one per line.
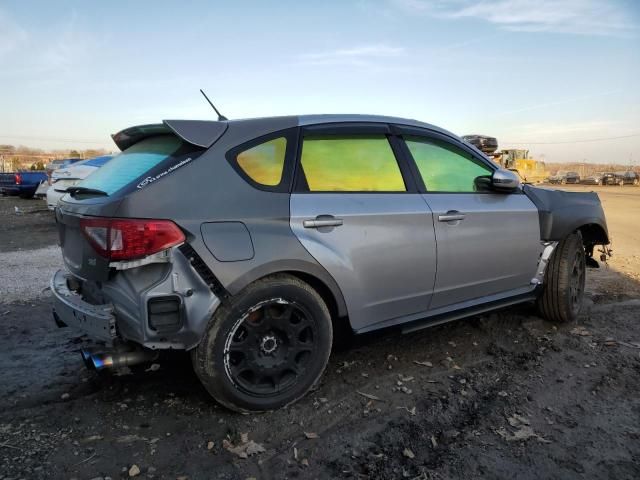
[303, 217, 344, 228]
[438, 211, 466, 222]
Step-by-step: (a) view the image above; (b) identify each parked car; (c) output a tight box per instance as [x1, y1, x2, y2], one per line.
[51, 115, 609, 412]
[548, 171, 564, 184]
[581, 173, 604, 185]
[549, 171, 580, 184]
[0, 171, 48, 198]
[45, 158, 83, 185]
[602, 171, 639, 186]
[46, 158, 84, 171]
[46, 155, 113, 210]
[621, 171, 640, 185]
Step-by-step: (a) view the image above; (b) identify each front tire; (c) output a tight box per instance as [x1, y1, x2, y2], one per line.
[192, 274, 333, 412]
[537, 232, 586, 323]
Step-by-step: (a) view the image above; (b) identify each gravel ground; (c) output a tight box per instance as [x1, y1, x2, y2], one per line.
[0, 190, 639, 480]
[0, 245, 61, 302]
[0, 196, 58, 253]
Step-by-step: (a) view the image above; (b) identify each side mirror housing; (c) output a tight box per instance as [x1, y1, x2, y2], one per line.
[491, 168, 521, 192]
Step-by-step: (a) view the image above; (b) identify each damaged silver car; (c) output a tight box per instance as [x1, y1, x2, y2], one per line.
[52, 115, 610, 411]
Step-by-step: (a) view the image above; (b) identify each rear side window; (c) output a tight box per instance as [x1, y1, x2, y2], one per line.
[78, 136, 188, 195]
[299, 136, 406, 192]
[405, 137, 492, 192]
[236, 137, 287, 186]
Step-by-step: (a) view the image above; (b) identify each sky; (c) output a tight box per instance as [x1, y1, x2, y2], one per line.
[0, 0, 638, 164]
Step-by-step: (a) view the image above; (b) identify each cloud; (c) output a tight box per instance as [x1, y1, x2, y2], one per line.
[391, 0, 637, 37]
[297, 44, 406, 66]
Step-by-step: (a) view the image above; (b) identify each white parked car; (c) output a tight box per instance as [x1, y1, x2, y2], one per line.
[46, 155, 112, 210]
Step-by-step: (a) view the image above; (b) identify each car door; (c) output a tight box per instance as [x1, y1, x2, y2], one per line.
[289, 124, 437, 331]
[397, 127, 543, 310]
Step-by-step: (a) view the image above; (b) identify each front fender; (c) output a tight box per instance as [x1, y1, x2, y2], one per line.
[523, 185, 609, 244]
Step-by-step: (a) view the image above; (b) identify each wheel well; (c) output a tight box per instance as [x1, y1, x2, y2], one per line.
[284, 271, 341, 319]
[576, 223, 609, 246]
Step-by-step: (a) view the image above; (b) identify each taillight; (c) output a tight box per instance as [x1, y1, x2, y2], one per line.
[80, 217, 185, 261]
[14, 174, 22, 185]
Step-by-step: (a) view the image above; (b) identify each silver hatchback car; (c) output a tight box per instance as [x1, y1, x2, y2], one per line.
[51, 115, 609, 411]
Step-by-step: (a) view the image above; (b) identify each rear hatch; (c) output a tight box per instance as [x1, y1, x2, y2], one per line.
[57, 129, 209, 281]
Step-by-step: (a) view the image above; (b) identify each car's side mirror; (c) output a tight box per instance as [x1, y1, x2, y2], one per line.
[491, 168, 521, 192]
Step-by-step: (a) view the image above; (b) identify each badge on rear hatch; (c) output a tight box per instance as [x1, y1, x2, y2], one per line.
[136, 157, 193, 190]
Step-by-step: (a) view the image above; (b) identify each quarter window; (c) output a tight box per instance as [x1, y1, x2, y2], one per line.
[236, 137, 287, 186]
[300, 136, 406, 192]
[405, 137, 492, 192]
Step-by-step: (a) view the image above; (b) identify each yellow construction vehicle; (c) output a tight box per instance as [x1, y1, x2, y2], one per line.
[462, 135, 549, 183]
[497, 149, 550, 184]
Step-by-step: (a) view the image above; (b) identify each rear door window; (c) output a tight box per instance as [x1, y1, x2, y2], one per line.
[299, 136, 406, 192]
[78, 136, 192, 195]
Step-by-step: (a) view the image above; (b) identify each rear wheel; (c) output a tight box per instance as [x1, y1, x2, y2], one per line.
[537, 232, 586, 323]
[192, 274, 333, 412]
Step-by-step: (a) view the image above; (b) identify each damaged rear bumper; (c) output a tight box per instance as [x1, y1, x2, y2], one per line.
[50, 245, 222, 350]
[51, 269, 117, 342]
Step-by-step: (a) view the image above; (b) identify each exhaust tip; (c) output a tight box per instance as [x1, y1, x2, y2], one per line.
[90, 353, 113, 371]
[80, 349, 95, 370]
[80, 345, 158, 372]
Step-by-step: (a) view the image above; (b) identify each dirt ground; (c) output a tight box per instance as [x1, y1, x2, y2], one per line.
[0, 186, 639, 480]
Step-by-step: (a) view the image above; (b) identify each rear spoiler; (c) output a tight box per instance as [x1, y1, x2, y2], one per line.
[111, 120, 228, 151]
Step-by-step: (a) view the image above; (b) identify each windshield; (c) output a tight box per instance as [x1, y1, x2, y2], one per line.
[77, 136, 185, 195]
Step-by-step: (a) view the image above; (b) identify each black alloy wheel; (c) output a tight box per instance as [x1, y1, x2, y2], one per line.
[224, 300, 317, 397]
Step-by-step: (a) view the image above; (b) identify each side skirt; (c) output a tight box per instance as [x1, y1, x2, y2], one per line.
[355, 287, 540, 335]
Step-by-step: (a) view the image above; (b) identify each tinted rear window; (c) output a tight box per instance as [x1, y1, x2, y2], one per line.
[77, 136, 186, 195]
[300, 136, 406, 192]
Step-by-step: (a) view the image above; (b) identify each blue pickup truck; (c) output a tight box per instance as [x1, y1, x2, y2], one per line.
[0, 171, 49, 199]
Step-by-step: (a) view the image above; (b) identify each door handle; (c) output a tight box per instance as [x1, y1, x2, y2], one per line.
[438, 211, 466, 222]
[303, 217, 344, 228]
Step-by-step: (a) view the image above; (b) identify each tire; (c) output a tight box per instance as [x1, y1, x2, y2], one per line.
[192, 274, 333, 412]
[537, 232, 586, 323]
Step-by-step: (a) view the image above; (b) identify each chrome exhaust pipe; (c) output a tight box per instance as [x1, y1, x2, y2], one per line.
[80, 349, 95, 370]
[80, 347, 158, 371]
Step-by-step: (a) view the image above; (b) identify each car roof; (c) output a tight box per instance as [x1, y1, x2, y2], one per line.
[214, 114, 456, 136]
[113, 115, 462, 151]
[296, 114, 454, 134]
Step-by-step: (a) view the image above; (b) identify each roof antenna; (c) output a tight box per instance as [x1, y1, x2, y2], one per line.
[200, 89, 228, 121]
